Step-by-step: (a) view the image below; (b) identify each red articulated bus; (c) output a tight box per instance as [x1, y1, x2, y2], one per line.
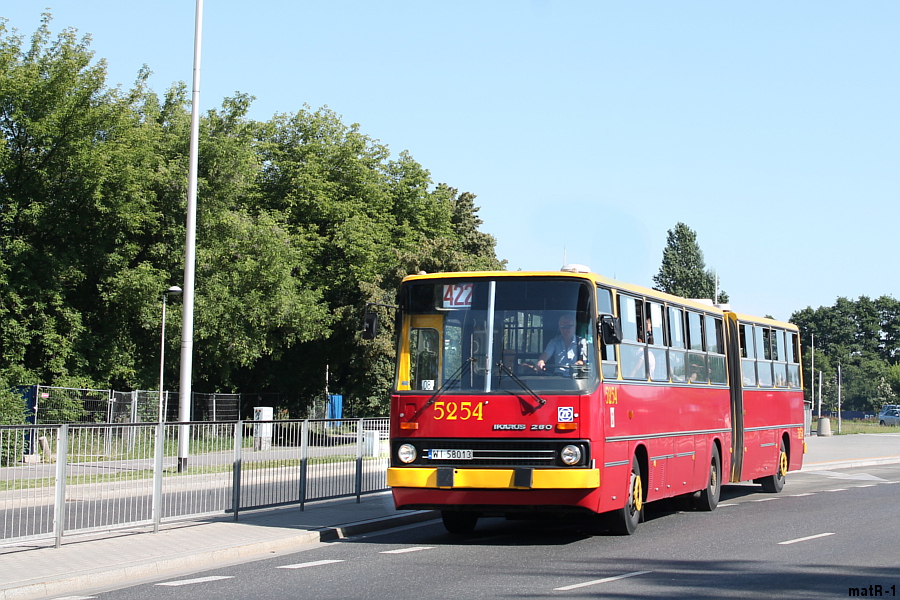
[378, 268, 806, 535]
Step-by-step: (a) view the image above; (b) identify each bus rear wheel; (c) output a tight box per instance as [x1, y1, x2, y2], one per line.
[608, 456, 643, 535]
[692, 446, 721, 511]
[760, 440, 788, 493]
[441, 510, 478, 534]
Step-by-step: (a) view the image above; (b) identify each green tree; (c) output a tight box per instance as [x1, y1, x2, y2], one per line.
[1, 17, 504, 418]
[886, 363, 900, 398]
[652, 222, 729, 303]
[791, 296, 900, 412]
[0, 15, 148, 388]
[251, 107, 503, 414]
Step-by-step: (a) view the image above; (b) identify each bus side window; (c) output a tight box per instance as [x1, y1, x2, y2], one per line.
[619, 294, 646, 380]
[706, 315, 727, 384]
[740, 324, 757, 386]
[756, 327, 773, 387]
[786, 332, 801, 388]
[647, 302, 667, 381]
[773, 329, 788, 387]
[667, 306, 686, 382]
[687, 311, 707, 383]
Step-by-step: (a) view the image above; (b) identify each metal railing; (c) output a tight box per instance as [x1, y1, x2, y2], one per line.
[0, 418, 389, 547]
[28, 386, 244, 425]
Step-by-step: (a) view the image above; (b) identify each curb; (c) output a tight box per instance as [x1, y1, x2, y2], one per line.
[0, 510, 437, 600]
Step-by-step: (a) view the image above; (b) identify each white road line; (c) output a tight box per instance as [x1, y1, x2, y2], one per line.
[824, 488, 848, 492]
[278, 559, 345, 569]
[554, 570, 652, 591]
[156, 576, 233, 587]
[54, 597, 96, 599]
[778, 532, 835, 545]
[718, 503, 738, 507]
[790, 493, 815, 497]
[380, 546, 435, 554]
[856, 484, 877, 488]
[754, 498, 778, 502]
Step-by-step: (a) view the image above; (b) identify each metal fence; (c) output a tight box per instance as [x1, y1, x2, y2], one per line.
[28, 387, 244, 425]
[0, 418, 389, 547]
[21, 386, 351, 426]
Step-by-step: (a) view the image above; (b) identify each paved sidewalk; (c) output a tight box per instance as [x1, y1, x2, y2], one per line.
[1, 432, 899, 600]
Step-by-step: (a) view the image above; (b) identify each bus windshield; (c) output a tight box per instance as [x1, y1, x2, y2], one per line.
[398, 277, 598, 394]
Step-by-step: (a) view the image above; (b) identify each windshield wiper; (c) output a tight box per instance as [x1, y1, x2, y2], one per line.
[496, 362, 546, 407]
[423, 358, 475, 409]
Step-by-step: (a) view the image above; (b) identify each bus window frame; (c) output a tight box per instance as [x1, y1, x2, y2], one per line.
[597, 286, 619, 379]
[667, 305, 687, 383]
[619, 293, 648, 380]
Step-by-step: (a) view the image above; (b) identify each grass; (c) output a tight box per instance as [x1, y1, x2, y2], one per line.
[812, 418, 900, 435]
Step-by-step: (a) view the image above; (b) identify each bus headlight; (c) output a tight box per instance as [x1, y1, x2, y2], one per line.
[560, 444, 582, 466]
[397, 444, 417, 464]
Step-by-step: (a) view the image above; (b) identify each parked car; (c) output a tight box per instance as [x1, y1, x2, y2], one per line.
[877, 405, 900, 426]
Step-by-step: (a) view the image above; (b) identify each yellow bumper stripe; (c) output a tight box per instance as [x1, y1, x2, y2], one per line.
[387, 467, 600, 489]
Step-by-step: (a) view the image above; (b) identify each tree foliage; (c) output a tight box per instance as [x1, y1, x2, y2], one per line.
[0, 16, 503, 419]
[652, 222, 729, 304]
[791, 295, 900, 413]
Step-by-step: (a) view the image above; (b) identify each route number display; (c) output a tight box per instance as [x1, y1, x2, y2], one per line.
[443, 283, 474, 309]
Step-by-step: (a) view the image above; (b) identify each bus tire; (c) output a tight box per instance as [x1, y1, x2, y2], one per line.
[441, 510, 478, 534]
[608, 456, 643, 535]
[692, 445, 721, 511]
[760, 440, 787, 493]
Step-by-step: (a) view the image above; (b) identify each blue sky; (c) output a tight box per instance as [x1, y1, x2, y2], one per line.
[4, 1, 898, 321]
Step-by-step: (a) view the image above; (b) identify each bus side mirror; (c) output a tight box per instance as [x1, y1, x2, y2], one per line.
[599, 314, 622, 345]
[362, 312, 379, 340]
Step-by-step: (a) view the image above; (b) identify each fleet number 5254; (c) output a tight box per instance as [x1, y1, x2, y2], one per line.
[433, 401, 484, 421]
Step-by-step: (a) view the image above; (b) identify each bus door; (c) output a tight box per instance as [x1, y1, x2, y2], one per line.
[399, 315, 444, 392]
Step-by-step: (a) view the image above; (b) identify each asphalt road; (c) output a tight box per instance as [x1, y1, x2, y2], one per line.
[67, 463, 900, 600]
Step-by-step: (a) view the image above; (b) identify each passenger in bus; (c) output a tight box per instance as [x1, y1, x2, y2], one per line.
[627, 318, 656, 379]
[536, 315, 588, 373]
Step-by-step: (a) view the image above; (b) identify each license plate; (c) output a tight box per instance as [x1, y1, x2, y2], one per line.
[429, 449, 473, 460]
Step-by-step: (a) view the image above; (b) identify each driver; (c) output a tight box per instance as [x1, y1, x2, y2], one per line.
[536, 315, 588, 372]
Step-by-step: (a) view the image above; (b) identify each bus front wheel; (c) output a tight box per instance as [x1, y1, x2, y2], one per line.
[760, 440, 788, 493]
[608, 456, 643, 535]
[441, 511, 478, 534]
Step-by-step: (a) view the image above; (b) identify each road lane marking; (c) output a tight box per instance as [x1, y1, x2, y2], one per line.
[718, 503, 738, 507]
[554, 570, 652, 591]
[814, 471, 888, 482]
[855, 484, 876, 488]
[157, 576, 233, 586]
[754, 498, 778, 502]
[790, 493, 815, 496]
[778, 533, 835, 545]
[278, 559, 345, 569]
[380, 546, 435, 554]
[824, 488, 848, 492]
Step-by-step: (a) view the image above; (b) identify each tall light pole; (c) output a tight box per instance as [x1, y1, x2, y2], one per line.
[158, 286, 183, 423]
[178, 0, 203, 472]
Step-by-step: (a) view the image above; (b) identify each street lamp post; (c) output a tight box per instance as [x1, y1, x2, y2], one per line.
[159, 286, 183, 423]
[177, 0, 204, 474]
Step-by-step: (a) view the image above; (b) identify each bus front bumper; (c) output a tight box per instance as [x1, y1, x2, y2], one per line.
[387, 467, 600, 490]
